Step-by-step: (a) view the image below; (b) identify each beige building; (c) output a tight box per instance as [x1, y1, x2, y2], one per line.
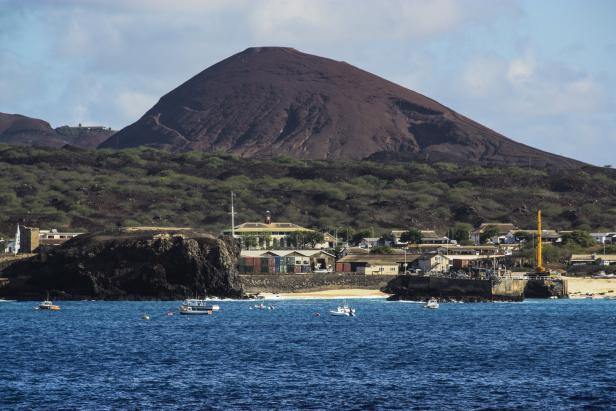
[336, 254, 421, 274]
[357, 263, 399, 275]
[417, 254, 450, 273]
[222, 213, 330, 249]
[19, 225, 40, 253]
[570, 254, 616, 266]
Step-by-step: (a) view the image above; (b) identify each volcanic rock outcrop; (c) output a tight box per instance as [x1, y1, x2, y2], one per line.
[102, 47, 583, 168]
[0, 229, 243, 300]
[0, 112, 113, 148]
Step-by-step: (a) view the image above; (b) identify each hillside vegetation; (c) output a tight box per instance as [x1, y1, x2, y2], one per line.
[0, 144, 615, 237]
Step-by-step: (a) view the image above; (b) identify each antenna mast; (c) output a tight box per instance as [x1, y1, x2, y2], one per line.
[230, 192, 236, 238]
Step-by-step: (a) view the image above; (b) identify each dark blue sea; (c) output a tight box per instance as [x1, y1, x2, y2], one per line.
[1, 298, 615, 410]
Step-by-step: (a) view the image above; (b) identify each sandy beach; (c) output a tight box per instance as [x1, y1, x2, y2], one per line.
[259, 288, 391, 300]
[564, 277, 616, 298]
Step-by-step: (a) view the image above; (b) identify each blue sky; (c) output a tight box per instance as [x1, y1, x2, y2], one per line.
[0, 0, 614, 165]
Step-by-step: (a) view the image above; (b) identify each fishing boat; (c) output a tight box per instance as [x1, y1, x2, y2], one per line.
[424, 298, 439, 309]
[38, 299, 61, 311]
[329, 305, 356, 317]
[179, 298, 220, 315]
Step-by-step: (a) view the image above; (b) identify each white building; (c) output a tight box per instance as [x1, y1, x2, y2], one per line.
[39, 229, 83, 247]
[358, 237, 380, 249]
[590, 233, 616, 244]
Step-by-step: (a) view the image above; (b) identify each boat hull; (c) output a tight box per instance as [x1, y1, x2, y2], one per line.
[38, 305, 61, 311]
[179, 309, 213, 315]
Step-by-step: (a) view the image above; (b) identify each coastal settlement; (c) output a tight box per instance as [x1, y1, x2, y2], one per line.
[1, 207, 615, 300]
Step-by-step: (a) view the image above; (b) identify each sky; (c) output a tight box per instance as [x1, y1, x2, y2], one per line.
[0, 0, 614, 165]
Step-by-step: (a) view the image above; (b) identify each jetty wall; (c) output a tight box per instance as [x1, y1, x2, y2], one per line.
[239, 273, 396, 294]
[385, 276, 567, 300]
[384, 276, 527, 301]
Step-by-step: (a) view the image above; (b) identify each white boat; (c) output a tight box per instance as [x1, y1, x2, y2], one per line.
[38, 299, 60, 311]
[329, 305, 356, 317]
[424, 298, 439, 309]
[179, 298, 220, 315]
[0, 299, 16, 303]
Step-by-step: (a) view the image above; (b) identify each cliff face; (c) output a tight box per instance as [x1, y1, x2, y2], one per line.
[0, 230, 243, 300]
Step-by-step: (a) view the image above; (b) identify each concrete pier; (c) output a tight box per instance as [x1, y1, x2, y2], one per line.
[384, 276, 568, 301]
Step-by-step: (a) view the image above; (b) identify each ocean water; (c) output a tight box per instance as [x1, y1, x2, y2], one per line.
[1, 299, 615, 410]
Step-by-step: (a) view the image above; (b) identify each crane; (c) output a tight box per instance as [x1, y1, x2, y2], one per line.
[536, 208, 544, 273]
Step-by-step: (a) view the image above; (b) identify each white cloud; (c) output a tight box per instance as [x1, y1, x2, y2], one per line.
[458, 50, 608, 117]
[250, 0, 519, 43]
[117, 91, 158, 122]
[507, 52, 535, 84]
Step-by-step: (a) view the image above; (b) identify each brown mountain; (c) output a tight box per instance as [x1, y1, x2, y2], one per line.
[0, 113, 113, 149]
[100, 47, 583, 168]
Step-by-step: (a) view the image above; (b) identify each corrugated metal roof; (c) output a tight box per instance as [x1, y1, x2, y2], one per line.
[472, 223, 518, 234]
[223, 222, 314, 233]
[240, 249, 335, 258]
[338, 254, 421, 264]
[570, 254, 594, 261]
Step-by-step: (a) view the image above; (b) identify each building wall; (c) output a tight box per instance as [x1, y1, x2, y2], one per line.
[418, 255, 449, 272]
[240, 273, 396, 294]
[19, 226, 39, 253]
[357, 264, 399, 275]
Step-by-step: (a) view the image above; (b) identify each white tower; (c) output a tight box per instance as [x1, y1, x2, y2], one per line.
[230, 192, 236, 238]
[14, 224, 21, 255]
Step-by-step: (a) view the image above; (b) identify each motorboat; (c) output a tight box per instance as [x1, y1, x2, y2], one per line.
[424, 298, 439, 309]
[179, 298, 220, 315]
[329, 305, 356, 317]
[38, 299, 60, 311]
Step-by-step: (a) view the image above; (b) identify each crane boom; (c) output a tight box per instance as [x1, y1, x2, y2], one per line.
[537, 209, 544, 272]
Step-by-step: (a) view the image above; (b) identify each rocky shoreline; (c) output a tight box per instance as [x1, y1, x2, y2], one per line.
[0, 229, 244, 300]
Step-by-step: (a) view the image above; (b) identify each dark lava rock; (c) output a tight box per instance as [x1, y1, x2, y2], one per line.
[0, 229, 243, 300]
[101, 47, 583, 169]
[524, 279, 565, 298]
